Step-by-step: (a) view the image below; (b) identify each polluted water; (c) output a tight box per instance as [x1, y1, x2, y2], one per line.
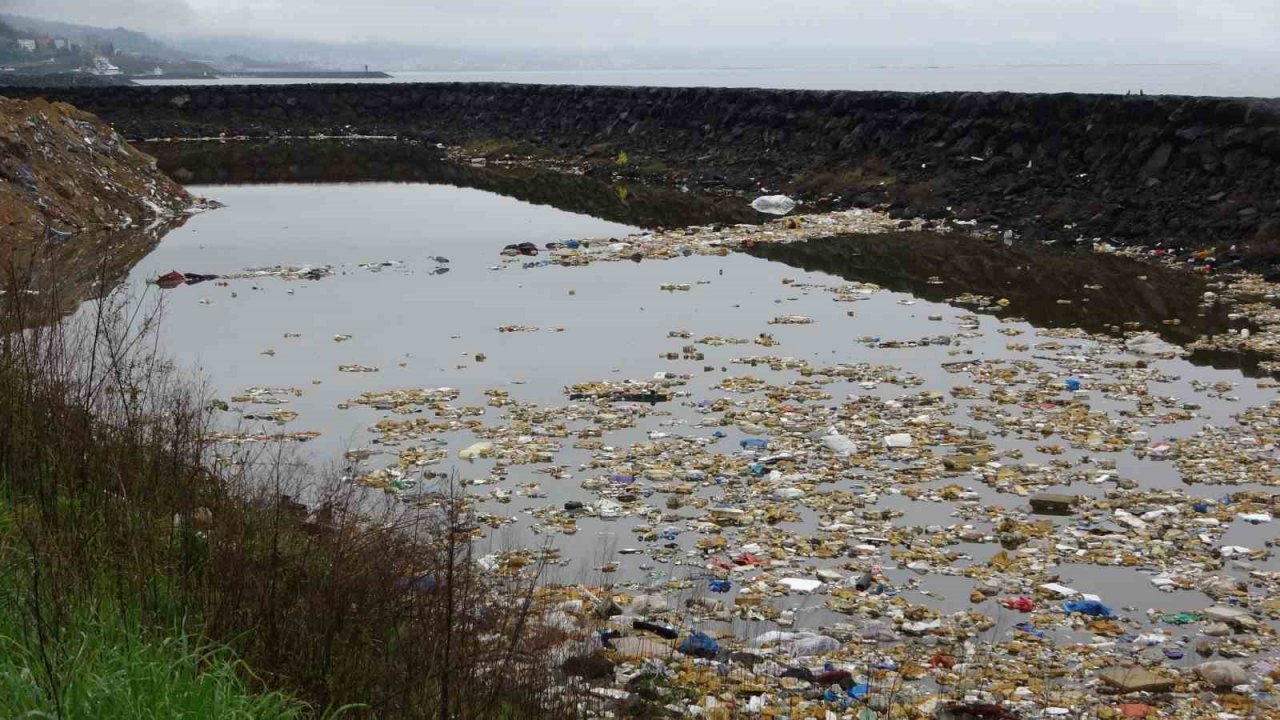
[101, 180, 1280, 718]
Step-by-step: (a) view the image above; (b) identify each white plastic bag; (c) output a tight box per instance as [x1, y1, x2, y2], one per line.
[822, 432, 858, 457]
[750, 195, 797, 215]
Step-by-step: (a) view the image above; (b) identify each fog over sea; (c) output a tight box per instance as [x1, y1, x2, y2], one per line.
[135, 63, 1280, 97]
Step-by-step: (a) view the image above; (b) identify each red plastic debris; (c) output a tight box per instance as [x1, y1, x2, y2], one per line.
[814, 669, 852, 685]
[155, 270, 186, 288]
[929, 652, 957, 669]
[1001, 595, 1035, 612]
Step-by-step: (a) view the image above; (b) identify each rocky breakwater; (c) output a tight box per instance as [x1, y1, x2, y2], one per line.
[8, 84, 1280, 266]
[0, 96, 202, 319]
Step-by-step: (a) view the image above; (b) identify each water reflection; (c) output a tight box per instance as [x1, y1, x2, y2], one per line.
[54, 137, 1271, 378]
[137, 138, 759, 231]
[1, 217, 190, 329]
[745, 232, 1272, 376]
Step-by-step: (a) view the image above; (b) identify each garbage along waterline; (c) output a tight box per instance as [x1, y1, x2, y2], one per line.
[90, 181, 1280, 713]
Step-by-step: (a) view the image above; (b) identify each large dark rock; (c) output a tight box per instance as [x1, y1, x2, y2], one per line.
[7, 84, 1277, 261]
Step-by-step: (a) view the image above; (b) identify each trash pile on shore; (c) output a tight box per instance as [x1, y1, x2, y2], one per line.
[0, 96, 201, 245]
[500, 209, 938, 268]
[1187, 274, 1280, 374]
[1095, 243, 1280, 374]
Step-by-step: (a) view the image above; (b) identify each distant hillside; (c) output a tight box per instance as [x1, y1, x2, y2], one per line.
[0, 14, 182, 60]
[0, 15, 342, 74]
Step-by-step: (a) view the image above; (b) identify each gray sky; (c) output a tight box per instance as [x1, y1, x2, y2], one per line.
[5, 0, 1279, 58]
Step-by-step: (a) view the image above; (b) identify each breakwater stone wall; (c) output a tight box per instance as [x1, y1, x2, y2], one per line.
[11, 83, 1280, 251]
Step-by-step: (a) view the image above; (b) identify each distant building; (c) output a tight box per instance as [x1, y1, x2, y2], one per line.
[84, 56, 122, 76]
[53, 38, 69, 50]
[15, 39, 36, 52]
[34, 37, 54, 51]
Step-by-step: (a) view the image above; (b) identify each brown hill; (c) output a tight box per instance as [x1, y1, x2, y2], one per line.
[0, 96, 202, 322]
[0, 96, 194, 253]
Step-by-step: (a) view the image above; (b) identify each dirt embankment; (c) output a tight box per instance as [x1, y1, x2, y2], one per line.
[0, 96, 193, 259]
[0, 96, 202, 324]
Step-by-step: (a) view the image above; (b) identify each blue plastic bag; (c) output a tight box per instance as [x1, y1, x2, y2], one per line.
[1063, 599, 1113, 618]
[678, 631, 720, 659]
[1014, 622, 1047, 639]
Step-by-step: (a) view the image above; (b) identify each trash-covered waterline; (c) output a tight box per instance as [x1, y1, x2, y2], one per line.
[121, 182, 1280, 718]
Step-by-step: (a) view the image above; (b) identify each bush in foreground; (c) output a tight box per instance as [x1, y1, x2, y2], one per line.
[0, 273, 570, 718]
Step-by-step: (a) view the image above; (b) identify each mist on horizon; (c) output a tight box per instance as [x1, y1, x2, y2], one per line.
[5, 0, 1280, 70]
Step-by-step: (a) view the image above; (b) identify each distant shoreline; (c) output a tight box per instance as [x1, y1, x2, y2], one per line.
[8, 65, 1278, 96]
[0, 70, 393, 88]
[218, 71, 393, 79]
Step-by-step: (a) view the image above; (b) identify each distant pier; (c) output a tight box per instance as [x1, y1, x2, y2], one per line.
[218, 70, 393, 79]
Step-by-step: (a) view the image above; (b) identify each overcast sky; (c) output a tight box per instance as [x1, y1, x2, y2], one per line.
[6, 0, 1280, 59]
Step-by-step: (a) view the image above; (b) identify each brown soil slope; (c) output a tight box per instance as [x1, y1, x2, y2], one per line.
[0, 96, 192, 256]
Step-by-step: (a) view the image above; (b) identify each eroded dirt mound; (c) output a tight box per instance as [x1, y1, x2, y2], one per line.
[0, 96, 193, 251]
[0, 97, 202, 326]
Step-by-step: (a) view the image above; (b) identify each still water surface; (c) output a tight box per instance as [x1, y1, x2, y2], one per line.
[108, 179, 1280, 643]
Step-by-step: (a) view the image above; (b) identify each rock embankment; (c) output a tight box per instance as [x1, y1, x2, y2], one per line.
[7, 84, 1280, 264]
[0, 96, 192, 255]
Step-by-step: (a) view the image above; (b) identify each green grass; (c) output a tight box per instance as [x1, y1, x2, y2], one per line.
[0, 613, 307, 719]
[0, 499, 312, 720]
[630, 157, 668, 175]
[790, 165, 897, 196]
[461, 137, 551, 159]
